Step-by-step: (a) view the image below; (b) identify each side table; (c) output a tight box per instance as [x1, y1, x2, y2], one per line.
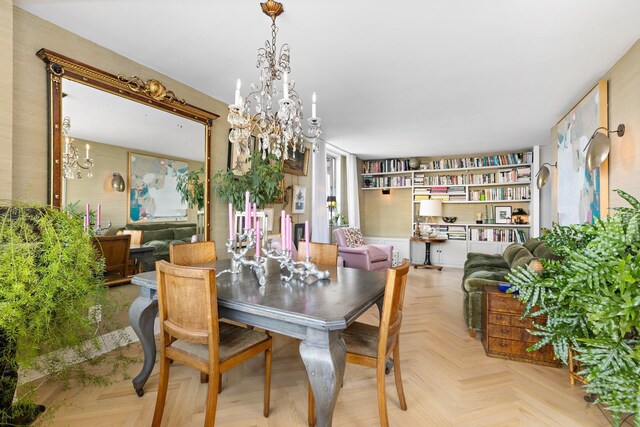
[410, 237, 444, 270]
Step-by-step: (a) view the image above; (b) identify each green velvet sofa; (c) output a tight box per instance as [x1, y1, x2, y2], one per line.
[123, 222, 197, 262]
[462, 239, 555, 337]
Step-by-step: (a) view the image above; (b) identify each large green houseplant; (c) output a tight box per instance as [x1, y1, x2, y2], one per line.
[212, 150, 284, 210]
[507, 190, 640, 426]
[175, 166, 205, 211]
[0, 203, 133, 424]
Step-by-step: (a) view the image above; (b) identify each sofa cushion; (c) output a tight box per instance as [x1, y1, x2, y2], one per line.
[502, 243, 525, 265]
[464, 255, 508, 272]
[343, 227, 365, 248]
[524, 239, 543, 253]
[174, 227, 196, 241]
[463, 269, 509, 292]
[506, 247, 532, 268]
[511, 254, 534, 271]
[143, 229, 174, 243]
[367, 245, 388, 262]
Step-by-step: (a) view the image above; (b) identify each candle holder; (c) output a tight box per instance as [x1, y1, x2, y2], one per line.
[216, 228, 267, 286]
[216, 227, 330, 286]
[93, 221, 112, 236]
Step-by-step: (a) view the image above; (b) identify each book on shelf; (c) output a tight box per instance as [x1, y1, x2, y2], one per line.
[421, 151, 533, 171]
[362, 158, 410, 174]
[469, 228, 528, 243]
[414, 195, 430, 200]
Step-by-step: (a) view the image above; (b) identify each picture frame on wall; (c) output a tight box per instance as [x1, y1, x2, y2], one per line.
[293, 223, 305, 249]
[292, 185, 306, 214]
[128, 152, 190, 223]
[227, 130, 256, 176]
[283, 146, 310, 176]
[555, 80, 608, 225]
[495, 206, 512, 224]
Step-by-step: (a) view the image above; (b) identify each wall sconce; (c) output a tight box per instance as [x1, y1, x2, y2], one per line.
[111, 172, 125, 192]
[535, 162, 557, 189]
[584, 124, 625, 171]
[381, 188, 391, 195]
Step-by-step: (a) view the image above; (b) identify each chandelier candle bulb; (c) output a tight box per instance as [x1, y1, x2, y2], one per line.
[283, 72, 289, 99]
[235, 79, 241, 105]
[85, 144, 90, 159]
[312, 93, 316, 118]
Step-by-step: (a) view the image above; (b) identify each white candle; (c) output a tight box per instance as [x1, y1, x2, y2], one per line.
[256, 221, 261, 257]
[245, 192, 250, 230]
[305, 220, 309, 258]
[228, 203, 234, 240]
[312, 92, 317, 118]
[283, 72, 289, 100]
[85, 203, 90, 229]
[85, 144, 90, 159]
[235, 79, 241, 105]
[97, 204, 101, 227]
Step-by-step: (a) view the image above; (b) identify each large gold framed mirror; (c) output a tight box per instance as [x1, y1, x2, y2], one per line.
[37, 49, 217, 240]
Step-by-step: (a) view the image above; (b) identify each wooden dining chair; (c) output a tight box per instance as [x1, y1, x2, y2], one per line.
[297, 241, 339, 266]
[117, 230, 144, 274]
[308, 259, 410, 427]
[153, 261, 272, 427]
[91, 235, 131, 286]
[170, 240, 217, 266]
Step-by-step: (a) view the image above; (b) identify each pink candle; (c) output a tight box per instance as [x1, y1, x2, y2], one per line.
[97, 204, 101, 227]
[287, 216, 293, 251]
[228, 203, 234, 240]
[305, 220, 310, 258]
[252, 203, 257, 230]
[245, 191, 250, 230]
[256, 221, 261, 257]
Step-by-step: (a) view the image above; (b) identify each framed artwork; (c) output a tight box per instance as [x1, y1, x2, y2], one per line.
[227, 130, 256, 176]
[495, 206, 512, 224]
[283, 146, 310, 176]
[292, 185, 306, 213]
[556, 80, 608, 225]
[128, 152, 189, 223]
[293, 223, 305, 249]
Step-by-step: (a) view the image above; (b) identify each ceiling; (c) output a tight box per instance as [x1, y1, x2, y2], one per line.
[63, 79, 205, 161]
[16, 0, 640, 159]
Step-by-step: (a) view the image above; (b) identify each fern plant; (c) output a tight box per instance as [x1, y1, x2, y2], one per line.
[0, 202, 135, 424]
[507, 190, 640, 425]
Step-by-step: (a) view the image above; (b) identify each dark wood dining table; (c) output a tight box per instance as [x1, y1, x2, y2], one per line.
[129, 258, 387, 427]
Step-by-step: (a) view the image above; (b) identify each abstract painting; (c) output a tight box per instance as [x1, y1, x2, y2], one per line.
[129, 152, 189, 222]
[556, 80, 607, 225]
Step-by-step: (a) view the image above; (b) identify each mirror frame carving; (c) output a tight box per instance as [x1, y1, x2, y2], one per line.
[37, 49, 218, 239]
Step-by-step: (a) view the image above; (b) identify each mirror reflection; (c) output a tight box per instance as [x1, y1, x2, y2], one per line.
[61, 79, 206, 245]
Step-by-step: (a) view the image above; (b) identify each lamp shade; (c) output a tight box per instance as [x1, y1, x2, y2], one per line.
[419, 200, 442, 217]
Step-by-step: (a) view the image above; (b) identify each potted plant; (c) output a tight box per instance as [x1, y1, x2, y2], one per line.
[507, 190, 640, 425]
[212, 150, 284, 210]
[175, 166, 205, 211]
[0, 203, 133, 424]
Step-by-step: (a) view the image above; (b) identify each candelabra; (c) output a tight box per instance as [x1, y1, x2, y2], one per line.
[62, 116, 94, 179]
[93, 221, 112, 236]
[217, 227, 329, 286]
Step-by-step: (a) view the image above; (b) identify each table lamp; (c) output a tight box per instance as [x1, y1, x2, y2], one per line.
[419, 200, 442, 238]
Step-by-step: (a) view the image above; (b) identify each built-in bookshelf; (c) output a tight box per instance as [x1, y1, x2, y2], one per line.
[360, 149, 540, 254]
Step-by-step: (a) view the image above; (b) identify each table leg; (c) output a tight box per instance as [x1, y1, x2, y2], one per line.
[413, 241, 442, 270]
[299, 330, 346, 427]
[128, 295, 158, 397]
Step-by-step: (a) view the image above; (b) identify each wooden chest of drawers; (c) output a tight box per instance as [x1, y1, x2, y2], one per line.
[482, 286, 561, 367]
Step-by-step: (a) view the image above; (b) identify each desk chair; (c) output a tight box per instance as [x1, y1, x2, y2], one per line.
[91, 235, 131, 286]
[296, 241, 339, 266]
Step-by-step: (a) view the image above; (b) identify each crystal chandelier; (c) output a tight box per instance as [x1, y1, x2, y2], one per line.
[228, 0, 322, 161]
[62, 116, 94, 179]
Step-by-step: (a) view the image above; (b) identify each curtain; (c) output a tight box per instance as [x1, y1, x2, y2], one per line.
[346, 153, 360, 229]
[311, 140, 329, 243]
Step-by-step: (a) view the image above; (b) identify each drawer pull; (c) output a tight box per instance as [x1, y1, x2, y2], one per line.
[499, 342, 508, 348]
[501, 328, 510, 334]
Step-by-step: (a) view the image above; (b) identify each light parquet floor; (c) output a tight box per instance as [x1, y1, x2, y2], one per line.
[33, 267, 611, 426]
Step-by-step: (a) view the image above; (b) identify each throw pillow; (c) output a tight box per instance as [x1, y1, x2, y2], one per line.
[343, 227, 364, 248]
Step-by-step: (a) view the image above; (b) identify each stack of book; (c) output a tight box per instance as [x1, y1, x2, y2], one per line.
[469, 228, 527, 243]
[448, 185, 467, 202]
[447, 225, 466, 240]
[430, 186, 449, 201]
[413, 173, 425, 186]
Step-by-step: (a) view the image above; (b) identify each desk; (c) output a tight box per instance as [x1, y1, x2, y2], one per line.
[130, 259, 386, 427]
[410, 237, 445, 270]
[128, 244, 155, 272]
